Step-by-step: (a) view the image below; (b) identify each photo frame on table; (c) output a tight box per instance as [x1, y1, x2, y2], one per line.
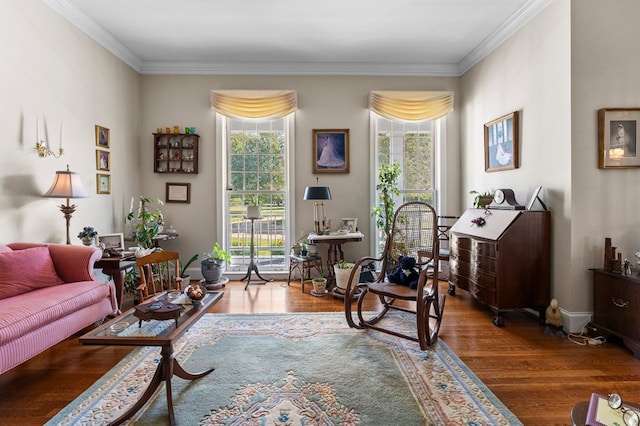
[484, 111, 519, 172]
[598, 108, 640, 168]
[313, 129, 349, 174]
[95, 125, 110, 148]
[166, 182, 190, 203]
[340, 218, 358, 233]
[97, 233, 124, 251]
[96, 173, 110, 194]
[96, 149, 110, 171]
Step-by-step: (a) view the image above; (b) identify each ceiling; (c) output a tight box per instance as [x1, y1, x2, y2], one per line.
[42, 0, 551, 76]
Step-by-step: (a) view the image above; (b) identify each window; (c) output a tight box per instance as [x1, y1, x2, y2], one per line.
[372, 114, 440, 253]
[221, 116, 292, 273]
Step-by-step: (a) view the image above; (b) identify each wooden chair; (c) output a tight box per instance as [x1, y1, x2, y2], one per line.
[343, 201, 446, 350]
[135, 251, 183, 301]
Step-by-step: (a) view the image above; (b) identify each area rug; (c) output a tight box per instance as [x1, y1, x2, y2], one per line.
[47, 312, 521, 425]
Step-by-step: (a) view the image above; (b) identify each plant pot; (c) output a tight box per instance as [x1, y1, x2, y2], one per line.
[179, 275, 191, 288]
[334, 263, 362, 292]
[81, 237, 94, 246]
[311, 277, 327, 296]
[477, 196, 494, 208]
[307, 243, 318, 256]
[201, 259, 225, 283]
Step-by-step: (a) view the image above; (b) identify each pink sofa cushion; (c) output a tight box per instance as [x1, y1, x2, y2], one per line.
[0, 246, 64, 300]
[0, 280, 112, 346]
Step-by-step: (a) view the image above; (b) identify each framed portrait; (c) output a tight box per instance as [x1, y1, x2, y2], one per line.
[313, 129, 349, 174]
[484, 111, 519, 172]
[95, 125, 110, 148]
[340, 218, 358, 233]
[96, 173, 110, 194]
[97, 233, 124, 251]
[166, 182, 191, 203]
[96, 149, 110, 171]
[598, 108, 640, 168]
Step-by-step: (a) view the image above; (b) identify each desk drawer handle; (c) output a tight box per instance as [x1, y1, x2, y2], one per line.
[611, 297, 630, 308]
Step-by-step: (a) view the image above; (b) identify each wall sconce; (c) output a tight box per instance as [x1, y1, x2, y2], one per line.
[304, 178, 332, 235]
[35, 117, 64, 158]
[42, 165, 88, 244]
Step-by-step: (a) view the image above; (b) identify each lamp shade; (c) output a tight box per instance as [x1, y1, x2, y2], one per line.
[43, 166, 88, 199]
[303, 186, 332, 201]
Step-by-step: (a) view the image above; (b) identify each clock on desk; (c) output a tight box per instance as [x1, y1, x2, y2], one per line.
[490, 188, 525, 210]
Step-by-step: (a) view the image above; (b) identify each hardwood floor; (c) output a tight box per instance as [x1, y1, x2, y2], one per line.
[1, 279, 639, 425]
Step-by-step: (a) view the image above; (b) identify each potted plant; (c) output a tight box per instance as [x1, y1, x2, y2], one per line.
[178, 253, 199, 287]
[201, 242, 231, 283]
[333, 259, 362, 295]
[372, 161, 402, 236]
[125, 196, 164, 249]
[469, 190, 494, 209]
[77, 226, 98, 246]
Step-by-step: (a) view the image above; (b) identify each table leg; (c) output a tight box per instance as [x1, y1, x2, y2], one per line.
[107, 345, 214, 426]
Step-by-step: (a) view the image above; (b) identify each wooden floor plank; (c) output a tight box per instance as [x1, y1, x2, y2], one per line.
[0, 279, 638, 425]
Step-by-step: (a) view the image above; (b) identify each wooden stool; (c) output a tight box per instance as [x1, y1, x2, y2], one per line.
[288, 255, 323, 292]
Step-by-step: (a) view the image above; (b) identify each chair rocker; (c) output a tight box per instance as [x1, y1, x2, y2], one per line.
[343, 201, 446, 350]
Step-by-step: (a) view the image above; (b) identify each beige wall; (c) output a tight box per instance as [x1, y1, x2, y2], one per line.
[140, 75, 461, 266]
[0, 0, 141, 244]
[461, 0, 574, 316]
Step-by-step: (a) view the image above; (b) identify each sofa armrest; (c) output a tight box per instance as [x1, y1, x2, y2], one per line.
[47, 244, 103, 283]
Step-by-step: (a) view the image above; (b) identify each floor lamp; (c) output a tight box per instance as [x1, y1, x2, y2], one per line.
[240, 206, 268, 290]
[303, 179, 332, 234]
[43, 165, 89, 244]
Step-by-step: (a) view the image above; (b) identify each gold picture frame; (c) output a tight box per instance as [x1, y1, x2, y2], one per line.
[95, 125, 110, 148]
[96, 149, 110, 171]
[313, 129, 349, 174]
[598, 108, 640, 168]
[484, 111, 519, 172]
[96, 173, 110, 194]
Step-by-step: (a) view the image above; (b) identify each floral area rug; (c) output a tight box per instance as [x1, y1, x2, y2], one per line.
[47, 312, 521, 425]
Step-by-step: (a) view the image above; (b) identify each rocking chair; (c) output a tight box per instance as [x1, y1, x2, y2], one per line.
[343, 201, 446, 350]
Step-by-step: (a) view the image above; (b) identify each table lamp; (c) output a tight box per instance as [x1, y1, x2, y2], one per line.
[43, 165, 89, 244]
[303, 179, 332, 234]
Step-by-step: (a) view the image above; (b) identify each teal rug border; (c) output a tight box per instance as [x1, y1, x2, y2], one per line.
[47, 312, 521, 425]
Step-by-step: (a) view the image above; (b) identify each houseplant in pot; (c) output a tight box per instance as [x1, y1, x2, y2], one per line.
[178, 253, 199, 288]
[469, 190, 494, 209]
[333, 260, 362, 296]
[201, 242, 231, 284]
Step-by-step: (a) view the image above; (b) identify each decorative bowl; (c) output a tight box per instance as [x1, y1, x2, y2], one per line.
[184, 283, 206, 304]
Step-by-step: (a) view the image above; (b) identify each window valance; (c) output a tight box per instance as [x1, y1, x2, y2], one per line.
[368, 91, 453, 122]
[210, 90, 297, 119]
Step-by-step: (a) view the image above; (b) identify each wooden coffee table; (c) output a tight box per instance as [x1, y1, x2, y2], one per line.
[80, 290, 223, 426]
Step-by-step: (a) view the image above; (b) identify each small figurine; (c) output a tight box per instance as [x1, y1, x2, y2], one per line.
[624, 259, 632, 276]
[544, 298, 564, 337]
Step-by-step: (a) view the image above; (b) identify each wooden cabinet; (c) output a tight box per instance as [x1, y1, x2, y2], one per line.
[591, 269, 640, 358]
[448, 209, 551, 326]
[153, 133, 198, 174]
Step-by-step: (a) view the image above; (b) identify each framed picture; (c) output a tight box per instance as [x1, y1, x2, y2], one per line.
[166, 182, 191, 203]
[340, 218, 358, 233]
[484, 111, 519, 172]
[97, 233, 124, 251]
[95, 125, 110, 148]
[598, 108, 640, 168]
[96, 149, 110, 171]
[96, 173, 110, 194]
[313, 129, 349, 174]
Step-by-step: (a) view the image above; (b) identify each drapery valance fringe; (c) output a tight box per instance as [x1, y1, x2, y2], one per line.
[369, 91, 453, 122]
[210, 90, 297, 119]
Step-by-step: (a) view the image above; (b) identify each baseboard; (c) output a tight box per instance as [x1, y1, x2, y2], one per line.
[522, 307, 593, 334]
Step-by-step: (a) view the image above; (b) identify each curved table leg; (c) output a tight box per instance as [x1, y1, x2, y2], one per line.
[108, 345, 215, 426]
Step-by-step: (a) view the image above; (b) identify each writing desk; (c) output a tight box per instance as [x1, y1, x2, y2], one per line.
[307, 232, 364, 277]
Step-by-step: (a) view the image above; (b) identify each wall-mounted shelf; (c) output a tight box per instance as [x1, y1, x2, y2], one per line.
[153, 133, 199, 174]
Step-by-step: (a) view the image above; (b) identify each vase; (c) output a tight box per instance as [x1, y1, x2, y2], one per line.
[201, 259, 225, 283]
[81, 237, 94, 246]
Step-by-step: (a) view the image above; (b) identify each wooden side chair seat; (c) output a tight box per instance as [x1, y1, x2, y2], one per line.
[135, 251, 183, 302]
[343, 201, 446, 350]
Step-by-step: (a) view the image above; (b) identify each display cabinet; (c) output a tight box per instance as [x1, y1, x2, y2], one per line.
[153, 133, 198, 174]
[448, 209, 551, 326]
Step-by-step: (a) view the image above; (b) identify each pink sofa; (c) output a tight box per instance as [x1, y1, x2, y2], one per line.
[0, 243, 118, 375]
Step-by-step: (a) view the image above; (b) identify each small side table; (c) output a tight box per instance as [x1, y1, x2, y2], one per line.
[288, 255, 323, 292]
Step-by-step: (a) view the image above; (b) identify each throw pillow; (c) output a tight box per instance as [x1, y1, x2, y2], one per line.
[0, 246, 64, 299]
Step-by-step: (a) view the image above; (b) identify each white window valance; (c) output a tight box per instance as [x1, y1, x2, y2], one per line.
[369, 91, 454, 122]
[210, 90, 297, 119]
